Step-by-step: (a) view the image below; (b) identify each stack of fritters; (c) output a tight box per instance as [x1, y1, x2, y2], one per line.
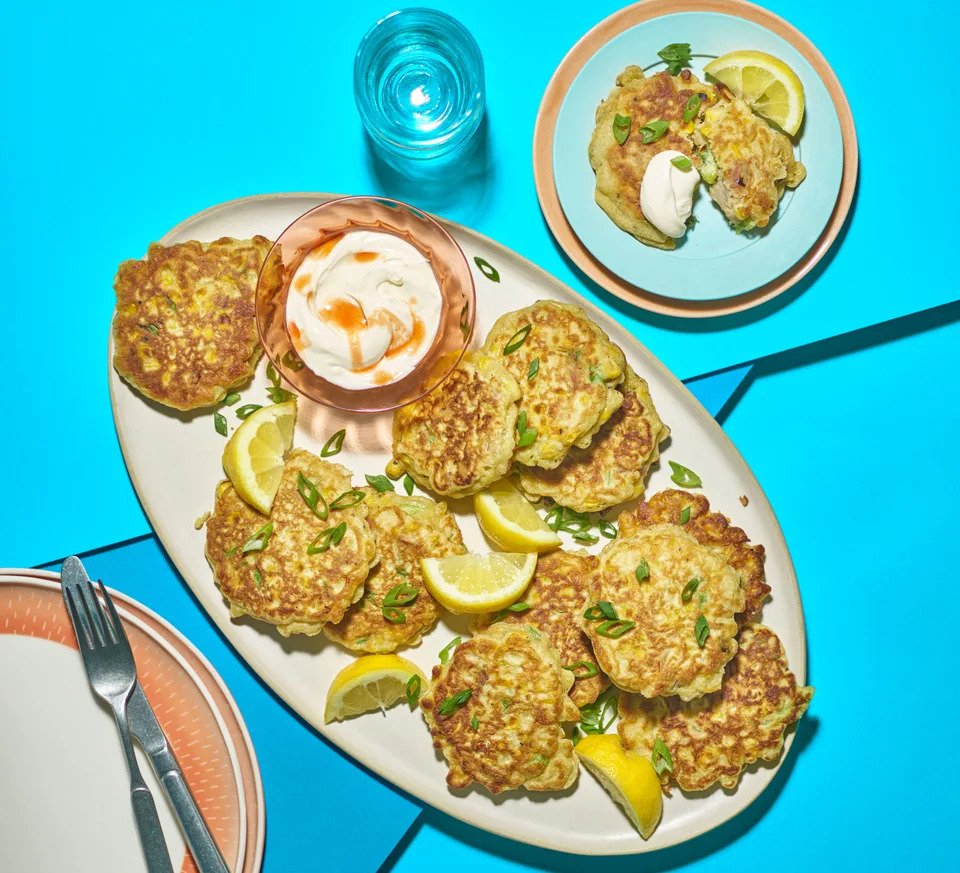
[113, 236, 271, 410]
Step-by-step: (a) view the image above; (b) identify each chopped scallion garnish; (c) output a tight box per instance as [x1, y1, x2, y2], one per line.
[321, 429, 346, 457]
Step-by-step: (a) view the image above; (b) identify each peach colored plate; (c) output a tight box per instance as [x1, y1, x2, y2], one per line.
[0, 571, 264, 873]
[533, 0, 858, 317]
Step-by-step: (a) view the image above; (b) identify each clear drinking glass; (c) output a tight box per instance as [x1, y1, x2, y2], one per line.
[353, 8, 485, 163]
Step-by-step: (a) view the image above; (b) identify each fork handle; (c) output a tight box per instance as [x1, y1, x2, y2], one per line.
[131, 786, 175, 873]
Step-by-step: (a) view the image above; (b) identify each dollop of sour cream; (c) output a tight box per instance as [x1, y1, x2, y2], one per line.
[285, 230, 442, 389]
[640, 150, 699, 238]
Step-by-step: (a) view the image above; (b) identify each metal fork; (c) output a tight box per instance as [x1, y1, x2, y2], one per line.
[61, 556, 174, 873]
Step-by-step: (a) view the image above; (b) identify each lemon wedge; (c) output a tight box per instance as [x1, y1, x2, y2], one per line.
[704, 50, 805, 136]
[221, 401, 297, 514]
[474, 480, 562, 553]
[324, 654, 426, 723]
[575, 734, 663, 840]
[420, 552, 537, 614]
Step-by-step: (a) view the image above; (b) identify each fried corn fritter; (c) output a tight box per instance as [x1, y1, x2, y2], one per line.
[391, 351, 521, 498]
[471, 550, 609, 707]
[205, 449, 377, 636]
[620, 489, 769, 618]
[618, 623, 813, 791]
[420, 623, 580, 793]
[589, 68, 703, 250]
[113, 236, 271, 410]
[324, 492, 466, 653]
[516, 365, 669, 512]
[693, 88, 806, 231]
[585, 524, 745, 700]
[481, 301, 625, 469]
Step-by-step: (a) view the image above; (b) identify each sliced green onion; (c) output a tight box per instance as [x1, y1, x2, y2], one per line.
[695, 614, 709, 647]
[438, 636, 461, 665]
[266, 362, 280, 386]
[474, 257, 500, 283]
[657, 42, 693, 75]
[578, 686, 618, 735]
[224, 545, 238, 557]
[527, 357, 539, 381]
[543, 506, 564, 531]
[681, 578, 700, 602]
[382, 606, 406, 624]
[572, 531, 599, 545]
[680, 505, 691, 524]
[517, 428, 537, 447]
[281, 349, 305, 371]
[598, 519, 617, 539]
[403, 474, 414, 495]
[365, 474, 395, 493]
[504, 325, 532, 354]
[471, 715, 479, 731]
[214, 412, 228, 436]
[670, 155, 693, 170]
[501, 698, 511, 710]
[613, 112, 631, 145]
[223, 392, 241, 406]
[321, 429, 346, 457]
[307, 521, 346, 555]
[266, 385, 297, 403]
[438, 688, 472, 716]
[652, 738, 674, 775]
[584, 601, 617, 621]
[596, 619, 635, 638]
[669, 461, 702, 488]
[406, 675, 421, 707]
[635, 559, 650, 583]
[640, 120, 669, 144]
[383, 582, 419, 607]
[236, 404, 262, 419]
[252, 569, 263, 586]
[241, 522, 273, 554]
[683, 92, 701, 122]
[558, 518, 592, 534]
[491, 602, 531, 623]
[297, 471, 329, 520]
[330, 489, 365, 510]
[563, 660, 600, 679]
[140, 323, 159, 335]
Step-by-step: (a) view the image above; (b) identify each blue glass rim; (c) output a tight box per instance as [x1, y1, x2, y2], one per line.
[353, 7, 485, 157]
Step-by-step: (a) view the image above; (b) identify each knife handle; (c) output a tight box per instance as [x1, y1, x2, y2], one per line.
[159, 766, 231, 873]
[132, 785, 176, 873]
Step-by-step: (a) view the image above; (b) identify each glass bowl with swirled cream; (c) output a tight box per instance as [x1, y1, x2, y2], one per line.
[256, 197, 476, 413]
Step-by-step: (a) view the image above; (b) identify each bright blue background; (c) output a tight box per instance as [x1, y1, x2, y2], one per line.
[3, 0, 959, 870]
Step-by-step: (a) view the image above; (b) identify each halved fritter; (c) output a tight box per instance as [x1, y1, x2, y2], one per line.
[693, 86, 806, 231]
[516, 365, 669, 512]
[620, 489, 769, 618]
[324, 491, 466, 653]
[420, 623, 580, 793]
[113, 236, 271, 410]
[585, 524, 745, 700]
[589, 68, 704, 250]
[205, 449, 377, 636]
[481, 301, 625, 469]
[391, 351, 521, 498]
[471, 550, 609, 707]
[618, 623, 813, 791]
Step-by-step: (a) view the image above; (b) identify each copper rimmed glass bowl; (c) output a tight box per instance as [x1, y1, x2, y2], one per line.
[256, 196, 475, 413]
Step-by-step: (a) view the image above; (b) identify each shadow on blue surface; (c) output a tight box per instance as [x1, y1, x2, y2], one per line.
[543, 172, 860, 335]
[382, 716, 818, 871]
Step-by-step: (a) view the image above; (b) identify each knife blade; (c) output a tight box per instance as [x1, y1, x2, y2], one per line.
[128, 682, 231, 873]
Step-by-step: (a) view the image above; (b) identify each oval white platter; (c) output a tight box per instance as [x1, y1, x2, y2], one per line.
[109, 192, 808, 856]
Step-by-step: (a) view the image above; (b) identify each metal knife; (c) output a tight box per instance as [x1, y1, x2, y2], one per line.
[128, 681, 231, 873]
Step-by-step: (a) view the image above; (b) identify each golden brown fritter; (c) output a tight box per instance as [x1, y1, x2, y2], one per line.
[471, 550, 609, 707]
[516, 365, 669, 512]
[112, 236, 271, 410]
[391, 351, 521, 498]
[618, 623, 813, 791]
[420, 623, 580, 794]
[205, 449, 377, 636]
[620, 489, 769, 618]
[693, 85, 806, 230]
[481, 301, 625, 468]
[585, 524, 745, 700]
[589, 68, 704, 250]
[324, 492, 466, 652]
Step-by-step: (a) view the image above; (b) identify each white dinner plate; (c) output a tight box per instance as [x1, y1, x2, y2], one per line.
[109, 192, 809, 855]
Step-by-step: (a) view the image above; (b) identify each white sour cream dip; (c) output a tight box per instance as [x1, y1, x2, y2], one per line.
[639, 150, 699, 238]
[285, 230, 442, 389]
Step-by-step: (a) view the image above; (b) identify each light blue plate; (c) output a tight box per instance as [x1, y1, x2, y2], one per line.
[553, 11, 843, 301]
